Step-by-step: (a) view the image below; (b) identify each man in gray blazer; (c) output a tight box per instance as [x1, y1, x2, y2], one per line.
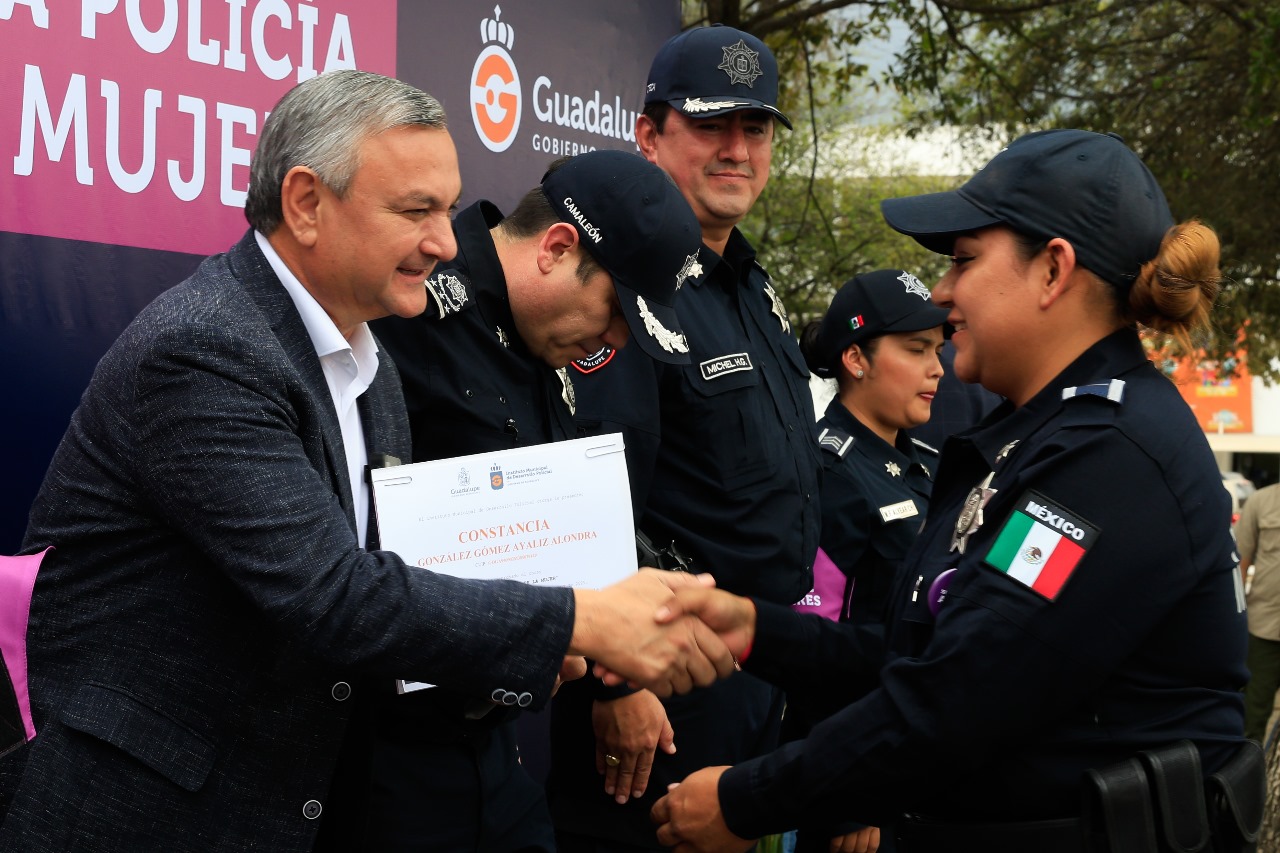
[0, 70, 734, 853]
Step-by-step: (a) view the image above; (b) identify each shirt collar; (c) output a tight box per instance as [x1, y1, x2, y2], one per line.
[688, 228, 756, 290]
[254, 231, 380, 380]
[450, 201, 529, 357]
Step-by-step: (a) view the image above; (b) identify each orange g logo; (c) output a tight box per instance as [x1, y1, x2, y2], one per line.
[471, 45, 521, 152]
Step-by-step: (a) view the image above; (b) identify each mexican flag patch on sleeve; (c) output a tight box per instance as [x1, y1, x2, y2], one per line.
[983, 490, 1100, 600]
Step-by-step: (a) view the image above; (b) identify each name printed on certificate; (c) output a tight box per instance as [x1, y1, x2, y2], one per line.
[371, 433, 637, 693]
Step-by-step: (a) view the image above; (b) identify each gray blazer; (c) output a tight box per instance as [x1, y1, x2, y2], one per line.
[0, 233, 575, 851]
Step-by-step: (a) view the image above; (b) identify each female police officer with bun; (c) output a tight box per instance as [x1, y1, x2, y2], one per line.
[648, 129, 1261, 852]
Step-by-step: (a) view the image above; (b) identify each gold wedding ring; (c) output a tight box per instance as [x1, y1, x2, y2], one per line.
[604, 753, 621, 767]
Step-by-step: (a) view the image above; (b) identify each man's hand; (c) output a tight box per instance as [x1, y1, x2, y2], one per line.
[651, 766, 752, 852]
[554, 655, 588, 697]
[658, 586, 757, 656]
[570, 570, 736, 696]
[830, 826, 880, 853]
[597, 586, 758, 689]
[593, 690, 675, 803]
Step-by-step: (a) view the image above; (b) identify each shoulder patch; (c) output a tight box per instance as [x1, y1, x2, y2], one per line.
[817, 427, 854, 458]
[572, 346, 616, 374]
[1061, 379, 1125, 404]
[983, 490, 1100, 601]
[424, 270, 472, 319]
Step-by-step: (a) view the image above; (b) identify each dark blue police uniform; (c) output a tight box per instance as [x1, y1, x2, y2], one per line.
[355, 201, 572, 853]
[719, 328, 1248, 842]
[809, 399, 936, 648]
[786, 400, 936, 731]
[547, 229, 822, 848]
[374, 201, 576, 459]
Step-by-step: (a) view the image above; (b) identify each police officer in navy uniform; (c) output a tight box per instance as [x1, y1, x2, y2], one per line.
[795, 270, 948, 656]
[546, 25, 823, 853]
[650, 130, 1262, 852]
[360, 150, 703, 853]
[789, 270, 949, 853]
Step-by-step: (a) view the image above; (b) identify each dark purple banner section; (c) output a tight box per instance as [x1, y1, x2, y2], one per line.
[399, 2, 678, 212]
[0, 231, 205, 551]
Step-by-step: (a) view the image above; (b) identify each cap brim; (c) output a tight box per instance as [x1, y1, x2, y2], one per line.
[614, 281, 690, 365]
[667, 97, 792, 130]
[879, 303, 952, 336]
[880, 191, 1002, 255]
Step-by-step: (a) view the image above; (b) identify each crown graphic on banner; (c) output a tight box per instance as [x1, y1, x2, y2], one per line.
[480, 5, 514, 49]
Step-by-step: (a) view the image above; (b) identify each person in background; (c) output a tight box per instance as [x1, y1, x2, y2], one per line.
[1234, 481, 1280, 743]
[906, 339, 1001, 450]
[651, 129, 1259, 852]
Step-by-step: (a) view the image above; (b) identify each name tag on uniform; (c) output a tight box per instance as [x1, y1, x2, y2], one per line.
[700, 353, 753, 381]
[880, 499, 919, 523]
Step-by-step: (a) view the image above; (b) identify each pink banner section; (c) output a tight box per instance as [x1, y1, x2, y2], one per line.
[0, 547, 50, 745]
[1, 1, 396, 256]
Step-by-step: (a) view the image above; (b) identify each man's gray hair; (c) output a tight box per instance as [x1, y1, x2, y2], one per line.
[244, 69, 447, 234]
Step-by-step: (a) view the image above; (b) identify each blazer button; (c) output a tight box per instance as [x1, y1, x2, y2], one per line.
[491, 688, 507, 704]
[302, 800, 323, 820]
[331, 682, 351, 701]
[517, 692, 533, 708]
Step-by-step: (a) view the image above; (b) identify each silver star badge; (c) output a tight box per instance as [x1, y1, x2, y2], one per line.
[496, 326, 510, 348]
[885, 462, 902, 478]
[763, 281, 791, 334]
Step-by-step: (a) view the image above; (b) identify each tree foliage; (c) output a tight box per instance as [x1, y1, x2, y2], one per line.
[683, 0, 955, 324]
[888, 0, 1280, 379]
[683, 0, 1280, 380]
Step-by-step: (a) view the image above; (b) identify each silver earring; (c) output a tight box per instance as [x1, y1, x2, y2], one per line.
[855, 369, 864, 378]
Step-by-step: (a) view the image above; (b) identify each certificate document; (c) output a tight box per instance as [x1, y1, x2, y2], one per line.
[370, 434, 637, 693]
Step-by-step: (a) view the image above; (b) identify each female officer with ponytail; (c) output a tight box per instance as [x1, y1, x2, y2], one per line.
[650, 129, 1260, 852]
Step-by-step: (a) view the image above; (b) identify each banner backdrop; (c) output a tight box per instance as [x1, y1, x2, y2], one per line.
[0, 1, 678, 552]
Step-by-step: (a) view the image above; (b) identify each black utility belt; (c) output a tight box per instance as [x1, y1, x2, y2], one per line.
[897, 740, 1264, 853]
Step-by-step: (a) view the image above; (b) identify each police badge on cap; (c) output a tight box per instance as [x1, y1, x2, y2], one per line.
[645, 24, 792, 129]
[541, 150, 702, 364]
[809, 269, 951, 377]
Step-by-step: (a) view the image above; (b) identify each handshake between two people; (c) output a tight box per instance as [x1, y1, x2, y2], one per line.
[566, 570, 759, 697]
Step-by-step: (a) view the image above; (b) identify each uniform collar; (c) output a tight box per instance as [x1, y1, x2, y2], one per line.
[963, 328, 1148, 469]
[689, 227, 756, 290]
[822, 397, 925, 473]
[451, 201, 530, 358]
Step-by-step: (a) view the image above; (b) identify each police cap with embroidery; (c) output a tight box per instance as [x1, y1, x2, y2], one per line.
[809, 269, 950, 378]
[541, 149, 702, 364]
[880, 129, 1175, 291]
[645, 24, 792, 129]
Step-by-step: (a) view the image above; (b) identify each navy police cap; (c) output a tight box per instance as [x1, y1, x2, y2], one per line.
[880, 129, 1174, 290]
[811, 269, 950, 378]
[541, 150, 703, 365]
[645, 24, 792, 129]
